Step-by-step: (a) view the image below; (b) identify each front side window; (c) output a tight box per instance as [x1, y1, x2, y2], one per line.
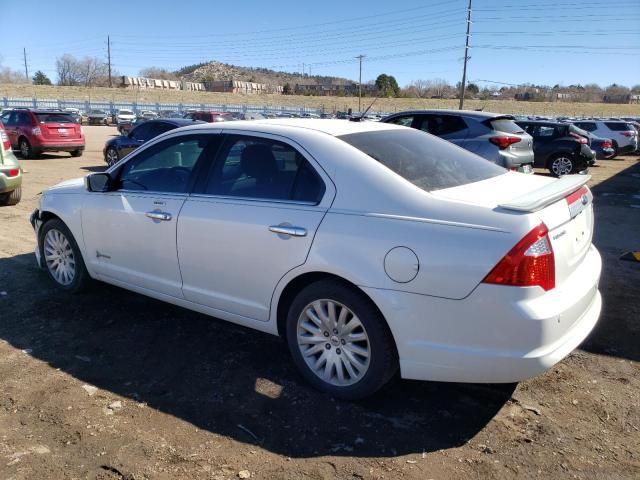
[130, 123, 152, 141]
[574, 122, 596, 132]
[339, 129, 504, 191]
[533, 126, 556, 137]
[386, 115, 414, 127]
[117, 135, 210, 193]
[204, 135, 325, 203]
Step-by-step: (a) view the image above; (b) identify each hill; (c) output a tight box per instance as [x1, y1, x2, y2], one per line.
[177, 61, 353, 87]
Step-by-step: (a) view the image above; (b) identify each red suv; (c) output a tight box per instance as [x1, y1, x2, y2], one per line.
[183, 111, 234, 123]
[0, 109, 85, 159]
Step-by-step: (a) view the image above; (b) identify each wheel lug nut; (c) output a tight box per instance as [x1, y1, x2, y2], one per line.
[341, 339, 346, 345]
[332, 329, 338, 334]
[325, 343, 331, 350]
[336, 348, 341, 354]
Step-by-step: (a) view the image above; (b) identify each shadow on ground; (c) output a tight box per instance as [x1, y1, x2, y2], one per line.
[0, 253, 514, 458]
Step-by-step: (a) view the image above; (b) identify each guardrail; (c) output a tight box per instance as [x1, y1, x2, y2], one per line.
[0, 97, 325, 117]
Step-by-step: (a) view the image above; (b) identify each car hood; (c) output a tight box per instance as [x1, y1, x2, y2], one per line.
[46, 177, 85, 193]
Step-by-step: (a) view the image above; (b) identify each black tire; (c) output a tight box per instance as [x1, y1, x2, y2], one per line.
[286, 279, 398, 400]
[547, 153, 576, 177]
[39, 218, 91, 293]
[0, 186, 21, 206]
[19, 137, 34, 159]
[70, 149, 83, 158]
[105, 147, 119, 166]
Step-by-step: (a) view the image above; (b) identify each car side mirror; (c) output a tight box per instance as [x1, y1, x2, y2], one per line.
[85, 172, 113, 192]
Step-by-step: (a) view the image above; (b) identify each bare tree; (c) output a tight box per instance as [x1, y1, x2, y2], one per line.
[408, 79, 430, 98]
[427, 78, 451, 99]
[77, 57, 108, 87]
[56, 54, 81, 86]
[139, 67, 178, 80]
[0, 55, 29, 84]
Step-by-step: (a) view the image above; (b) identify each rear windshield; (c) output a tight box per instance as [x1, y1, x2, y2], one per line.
[35, 113, 75, 124]
[339, 129, 505, 191]
[90, 110, 105, 114]
[119, 110, 134, 115]
[605, 122, 633, 131]
[487, 117, 524, 134]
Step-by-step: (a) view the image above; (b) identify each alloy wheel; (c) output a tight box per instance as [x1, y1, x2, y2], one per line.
[20, 139, 30, 158]
[551, 156, 573, 176]
[106, 148, 119, 166]
[296, 299, 371, 386]
[44, 229, 76, 286]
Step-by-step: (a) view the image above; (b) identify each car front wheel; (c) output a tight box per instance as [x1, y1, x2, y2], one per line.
[105, 147, 119, 166]
[40, 219, 90, 293]
[286, 280, 398, 399]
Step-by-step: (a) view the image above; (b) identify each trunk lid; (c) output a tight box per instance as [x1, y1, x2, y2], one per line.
[35, 113, 82, 141]
[434, 172, 594, 288]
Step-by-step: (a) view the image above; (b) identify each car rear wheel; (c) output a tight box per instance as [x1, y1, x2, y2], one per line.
[548, 154, 575, 177]
[105, 147, 119, 166]
[611, 141, 619, 157]
[70, 149, 82, 158]
[19, 138, 33, 159]
[0, 186, 21, 206]
[286, 280, 398, 399]
[40, 219, 90, 293]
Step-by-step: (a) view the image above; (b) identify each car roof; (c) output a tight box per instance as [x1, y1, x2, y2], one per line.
[516, 120, 567, 126]
[156, 118, 202, 127]
[384, 109, 513, 120]
[179, 118, 402, 136]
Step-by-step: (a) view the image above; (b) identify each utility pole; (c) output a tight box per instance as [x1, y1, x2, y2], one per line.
[355, 54, 365, 112]
[107, 35, 112, 88]
[302, 63, 305, 76]
[23, 48, 29, 81]
[458, 0, 472, 110]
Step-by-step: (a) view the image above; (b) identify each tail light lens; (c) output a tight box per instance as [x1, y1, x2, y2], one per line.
[0, 129, 10, 151]
[601, 141, 612, 148]
[489, 136, 522, 149]
[6, 169, 20, 177]
[32, 127, 42, 136]
[482, 223, 555, 291]
[569, 132, 588, 144]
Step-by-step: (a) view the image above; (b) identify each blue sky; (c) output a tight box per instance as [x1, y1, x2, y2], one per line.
[1, 0, 639, 88]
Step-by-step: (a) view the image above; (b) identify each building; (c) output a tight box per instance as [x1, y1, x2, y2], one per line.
[294, 82, 378, 97]
[119, 76, 205, 91]
[603, 94, 640, 104]
[204, 80, 282, 95]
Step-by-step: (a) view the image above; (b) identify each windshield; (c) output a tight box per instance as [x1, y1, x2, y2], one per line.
[339, 129, 505, 191]
[119, 110, 134, 115]
[90, 110, 105, 114]
[35, 113, 75, 124]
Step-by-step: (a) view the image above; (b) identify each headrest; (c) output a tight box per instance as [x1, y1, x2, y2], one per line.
[241, 144, 277, 180]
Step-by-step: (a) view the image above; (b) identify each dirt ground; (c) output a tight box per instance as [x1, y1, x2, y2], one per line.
[0, 126, 639, 480]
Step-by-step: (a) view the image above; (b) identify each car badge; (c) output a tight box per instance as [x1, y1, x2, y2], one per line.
[581, 194, 588, 205]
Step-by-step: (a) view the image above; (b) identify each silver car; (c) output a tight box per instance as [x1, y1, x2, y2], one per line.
[572, 120, 638, 155]
[381, 110, 534, 172]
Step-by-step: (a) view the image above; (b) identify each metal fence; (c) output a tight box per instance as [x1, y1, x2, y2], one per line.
[0, 97, 325, 117]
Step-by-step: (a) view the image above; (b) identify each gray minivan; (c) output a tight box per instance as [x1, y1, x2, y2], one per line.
[381, 110, 535, 172]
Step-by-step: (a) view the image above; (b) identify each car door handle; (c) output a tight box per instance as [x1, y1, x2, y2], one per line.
[269, 225, 307, 237]
[145, 211, 172, 221]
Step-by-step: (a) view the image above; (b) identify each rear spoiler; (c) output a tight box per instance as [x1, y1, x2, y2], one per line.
[499, 175, 591, 213]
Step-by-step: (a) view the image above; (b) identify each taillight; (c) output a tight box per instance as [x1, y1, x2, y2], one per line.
[569, 132, 588, 144]
[0, 130, 10, 151]
[7, 169, 19, 177]
[32, 127, 42, 136]
[489, 136, 522, 149]
[482, 223, 555, 291]
[601, 141, 612, 148]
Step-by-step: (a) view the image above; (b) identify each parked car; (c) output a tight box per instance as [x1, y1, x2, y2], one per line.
[103, 118, 201, 166]
[0, 108, 84, 159]
[572, 120, 638, 155]
[32, 119, 602, 399]
[116, 109, 137, 126]
[88, 109, 110, 125]
[232, 112, 266, 120]
[184, 111, 234, 123]
[381, 110, 534, 173]
[117, 117, 147, 135]
[516, 121, 595, 176]
[63, 108, 83, 124]
[0, 122, 22, 205]
[140, 110, 159, 120]
[159, 110, 183, 119]
[569, 125, 615, 160]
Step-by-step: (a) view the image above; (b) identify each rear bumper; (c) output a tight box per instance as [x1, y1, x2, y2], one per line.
[363, 244, 602, 383]
[36, 143, 85, 153]
[0, 170, 22, 193]
[499, 150, 535, 170]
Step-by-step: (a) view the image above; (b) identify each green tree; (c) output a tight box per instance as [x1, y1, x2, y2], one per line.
[466, 83, 479, 95]
[375, 74, 400, 97]
[32, 70, 52, 85]
[283, 83, 292, 95]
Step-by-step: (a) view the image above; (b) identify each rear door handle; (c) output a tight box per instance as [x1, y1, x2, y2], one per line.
[145, 211, 172, 221]
[269, 225, 307, 237]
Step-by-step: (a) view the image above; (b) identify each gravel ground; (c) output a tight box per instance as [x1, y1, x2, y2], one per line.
[0, 126, 638, 480]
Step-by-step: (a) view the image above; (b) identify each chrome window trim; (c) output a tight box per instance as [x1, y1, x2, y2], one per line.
[188, 192, 319, 207]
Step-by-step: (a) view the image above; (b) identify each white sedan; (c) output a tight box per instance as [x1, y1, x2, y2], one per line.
[30, 119, 602, 399]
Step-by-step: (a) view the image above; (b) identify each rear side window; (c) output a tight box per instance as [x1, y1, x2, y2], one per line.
[605, 122, 633, 131]
[35, 113, 74, 124]
[425, 115, 467, 136]
[488, 118, 524, 134]
[339, 129, 504, 191]
[574, 122, 597, 132]
[205, 135, 325, 203]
